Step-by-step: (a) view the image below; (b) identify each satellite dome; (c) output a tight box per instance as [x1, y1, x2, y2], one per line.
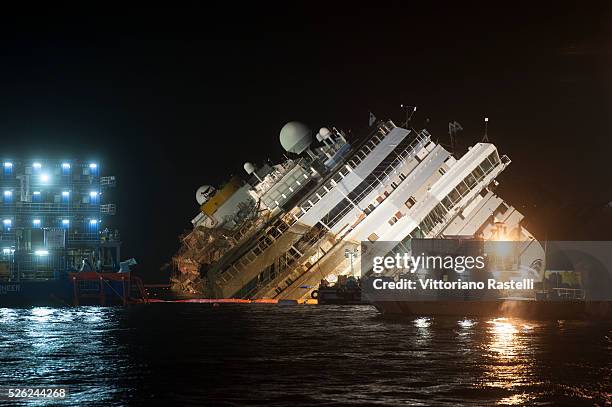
[195, 185, 216, 205]
[243, 162, 256, 175]
[279, 121, 312, 154]
[318, 127, 331, 139]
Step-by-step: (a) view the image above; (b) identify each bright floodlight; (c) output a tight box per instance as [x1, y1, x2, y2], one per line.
[40, 173, 50, 183]
[33, 162, 42, 169]
[33, 191, 41, 195]
[3, 162, 12, 168]
[33, 219, 41, 226]
[2, 248, 10, 255]
[3, 191, 11, 197]
[89, 163, 97, 169]
[89, 191, 98, 197]
[3, 219, 11, 226]
[61, 191, 70, 197]
[485, 117, 489, 122]
[61, 219, 70, 226]
[35, 250, 49, 256]
[62, 162, 71, 169]
[89, 219, 98, 225]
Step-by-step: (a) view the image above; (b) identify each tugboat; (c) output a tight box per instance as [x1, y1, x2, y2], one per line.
[311, 275, 365, 305]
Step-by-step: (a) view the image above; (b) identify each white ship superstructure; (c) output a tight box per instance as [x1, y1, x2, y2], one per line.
[172, 118, 543, 299]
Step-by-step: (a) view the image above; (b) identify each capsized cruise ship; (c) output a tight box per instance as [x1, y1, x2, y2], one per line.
[171, 116, 546, 301]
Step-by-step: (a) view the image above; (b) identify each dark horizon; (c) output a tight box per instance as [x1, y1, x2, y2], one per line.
[1, 5, 611, 281]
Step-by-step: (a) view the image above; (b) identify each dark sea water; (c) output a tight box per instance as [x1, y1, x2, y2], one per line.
[0, 304, 611, 406]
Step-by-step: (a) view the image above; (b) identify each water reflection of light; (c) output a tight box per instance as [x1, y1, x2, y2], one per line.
[413, 317, 432, 347]
[480, 318, 535, 405]
[498, 393, 531, 405]
[0, 308, 18, 323]
[413, 317, 431, 328]
[2, 307, 125, 404]
[488, 318, 518, 357]
[82, 307, 105, 323]
[458, 318, 476, 329]
[30, 307, 55, 322]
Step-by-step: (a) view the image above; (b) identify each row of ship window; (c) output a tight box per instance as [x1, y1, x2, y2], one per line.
[320, 132, 430, 230]
[418, 151, 501, 236]
[372, 151, 501, 239]
[294, 130, 389, 218]
[221, 123, 400, 278]
[224, 131, 394, 275]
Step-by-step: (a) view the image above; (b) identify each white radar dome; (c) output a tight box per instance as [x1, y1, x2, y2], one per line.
[196, 185, 216, 205]
[279, 121, 312, 154]
[318, 127, 331, 139]
[243, 162, 256, 175]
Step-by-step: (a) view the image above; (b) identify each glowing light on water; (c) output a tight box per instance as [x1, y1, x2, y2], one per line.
[413, 317, 431, 328]
[458, 318, 476, 328]
[29, 307, 56, 324]
[0, 308, 18, 323]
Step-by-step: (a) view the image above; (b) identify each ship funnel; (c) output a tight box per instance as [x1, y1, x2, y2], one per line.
[243, 162, 256, 175]
[280, 121, 312, 154]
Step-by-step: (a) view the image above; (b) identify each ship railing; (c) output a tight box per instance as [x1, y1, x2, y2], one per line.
[244, 227, 331, 298]
[6, 202, 101, 213]
[101, 204, 116, 215]
[67, 235, 101, 243]
[19, 271, 57, 281]
[287, 120, 400, 225]
[100, 176, 116, 187]
[551, 287, 585, 300]
[218, 212, 298, 281]
[351, 132, 430, 205]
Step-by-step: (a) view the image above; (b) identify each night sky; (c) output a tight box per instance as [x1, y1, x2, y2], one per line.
[1, 5, 610, 282]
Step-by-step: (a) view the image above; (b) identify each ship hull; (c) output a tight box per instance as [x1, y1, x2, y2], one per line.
[0, 273, 136, 307]
[373, 299, 612, 320]
[0, 279, 73, 307]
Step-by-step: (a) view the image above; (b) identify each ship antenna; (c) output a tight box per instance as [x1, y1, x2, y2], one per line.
[400, 104, 417, 126]
[482, 117, 489, 142]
